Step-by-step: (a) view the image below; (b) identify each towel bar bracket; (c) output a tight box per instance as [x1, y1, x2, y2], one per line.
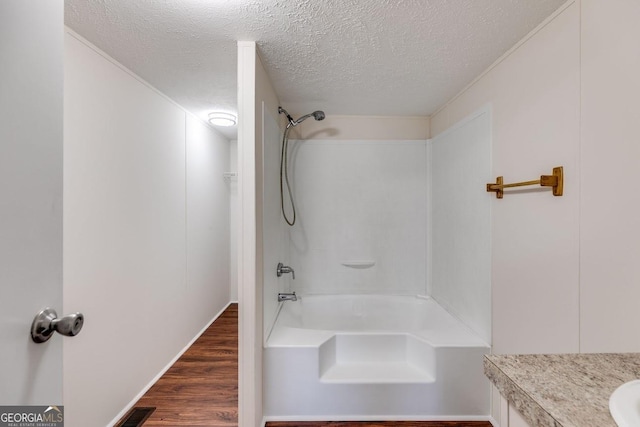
[486, 166, 563, 199]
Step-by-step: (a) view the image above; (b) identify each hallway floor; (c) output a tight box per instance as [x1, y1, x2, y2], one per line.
[123, 303, 491, 427]
[126, 303, 238, 426]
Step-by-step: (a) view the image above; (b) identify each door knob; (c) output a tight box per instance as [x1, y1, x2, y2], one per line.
[31, 308, 84, 343]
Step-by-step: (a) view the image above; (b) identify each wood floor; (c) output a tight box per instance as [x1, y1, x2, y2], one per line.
[125, 303, 238, 426]
[124, 303, 491, 427]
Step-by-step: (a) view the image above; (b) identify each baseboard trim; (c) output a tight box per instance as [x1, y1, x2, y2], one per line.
[107, 301, 235, 426]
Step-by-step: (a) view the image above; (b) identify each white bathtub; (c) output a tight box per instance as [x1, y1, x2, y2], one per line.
[277, 294, 430, 331]
[264, 294, 491, 421]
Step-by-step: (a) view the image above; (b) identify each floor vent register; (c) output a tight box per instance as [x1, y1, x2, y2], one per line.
[115, 407, 156, 427]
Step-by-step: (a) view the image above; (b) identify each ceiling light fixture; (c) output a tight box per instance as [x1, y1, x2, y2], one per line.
[208, 112, 237, 127]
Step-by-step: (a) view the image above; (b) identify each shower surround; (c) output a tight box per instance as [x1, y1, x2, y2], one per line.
[263, 110, 492, 421]
[288, 140, 428, 296]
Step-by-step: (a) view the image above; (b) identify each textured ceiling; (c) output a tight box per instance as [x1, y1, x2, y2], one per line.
[64, 0, 566, 139]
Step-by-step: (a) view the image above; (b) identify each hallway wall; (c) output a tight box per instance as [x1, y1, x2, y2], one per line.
[63, 30, 231, 427]
[229, 139, 239, 302]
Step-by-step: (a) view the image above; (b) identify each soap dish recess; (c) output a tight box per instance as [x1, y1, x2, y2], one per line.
[341, 261, 375, 269]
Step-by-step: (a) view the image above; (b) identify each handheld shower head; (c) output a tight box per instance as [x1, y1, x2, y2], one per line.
[279, 106, 325, 127]
[292, 110, 326, 126]
[277, 105, 325, 227]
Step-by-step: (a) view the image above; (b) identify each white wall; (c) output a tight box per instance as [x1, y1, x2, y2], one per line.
[238, 42, 282, 427]
[433, 0, 640, 358]
[298, 115, 430, 141]
[428, 1, 640, 424]
[229, 140, 239, 302]
[0, 0, 64, 406]
[64, 31, 230, 427]
[262, 107, 290, 339]
[431, 1, 581, 355]
[579, 0, 640, 353]
[288, 140, 427, 296]
[430, 108, 492, 345]
[186, 115, 231, 324]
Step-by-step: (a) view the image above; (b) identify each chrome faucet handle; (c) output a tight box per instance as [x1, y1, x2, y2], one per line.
[277, 262, 295, 280]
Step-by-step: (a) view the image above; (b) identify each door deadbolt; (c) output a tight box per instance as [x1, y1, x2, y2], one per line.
[31, 308, 84, 343]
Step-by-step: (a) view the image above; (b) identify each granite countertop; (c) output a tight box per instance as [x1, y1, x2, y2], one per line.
[485, 353, 640, 427]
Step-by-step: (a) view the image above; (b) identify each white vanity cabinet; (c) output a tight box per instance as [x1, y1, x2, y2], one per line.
[494, 389, 534, 427]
